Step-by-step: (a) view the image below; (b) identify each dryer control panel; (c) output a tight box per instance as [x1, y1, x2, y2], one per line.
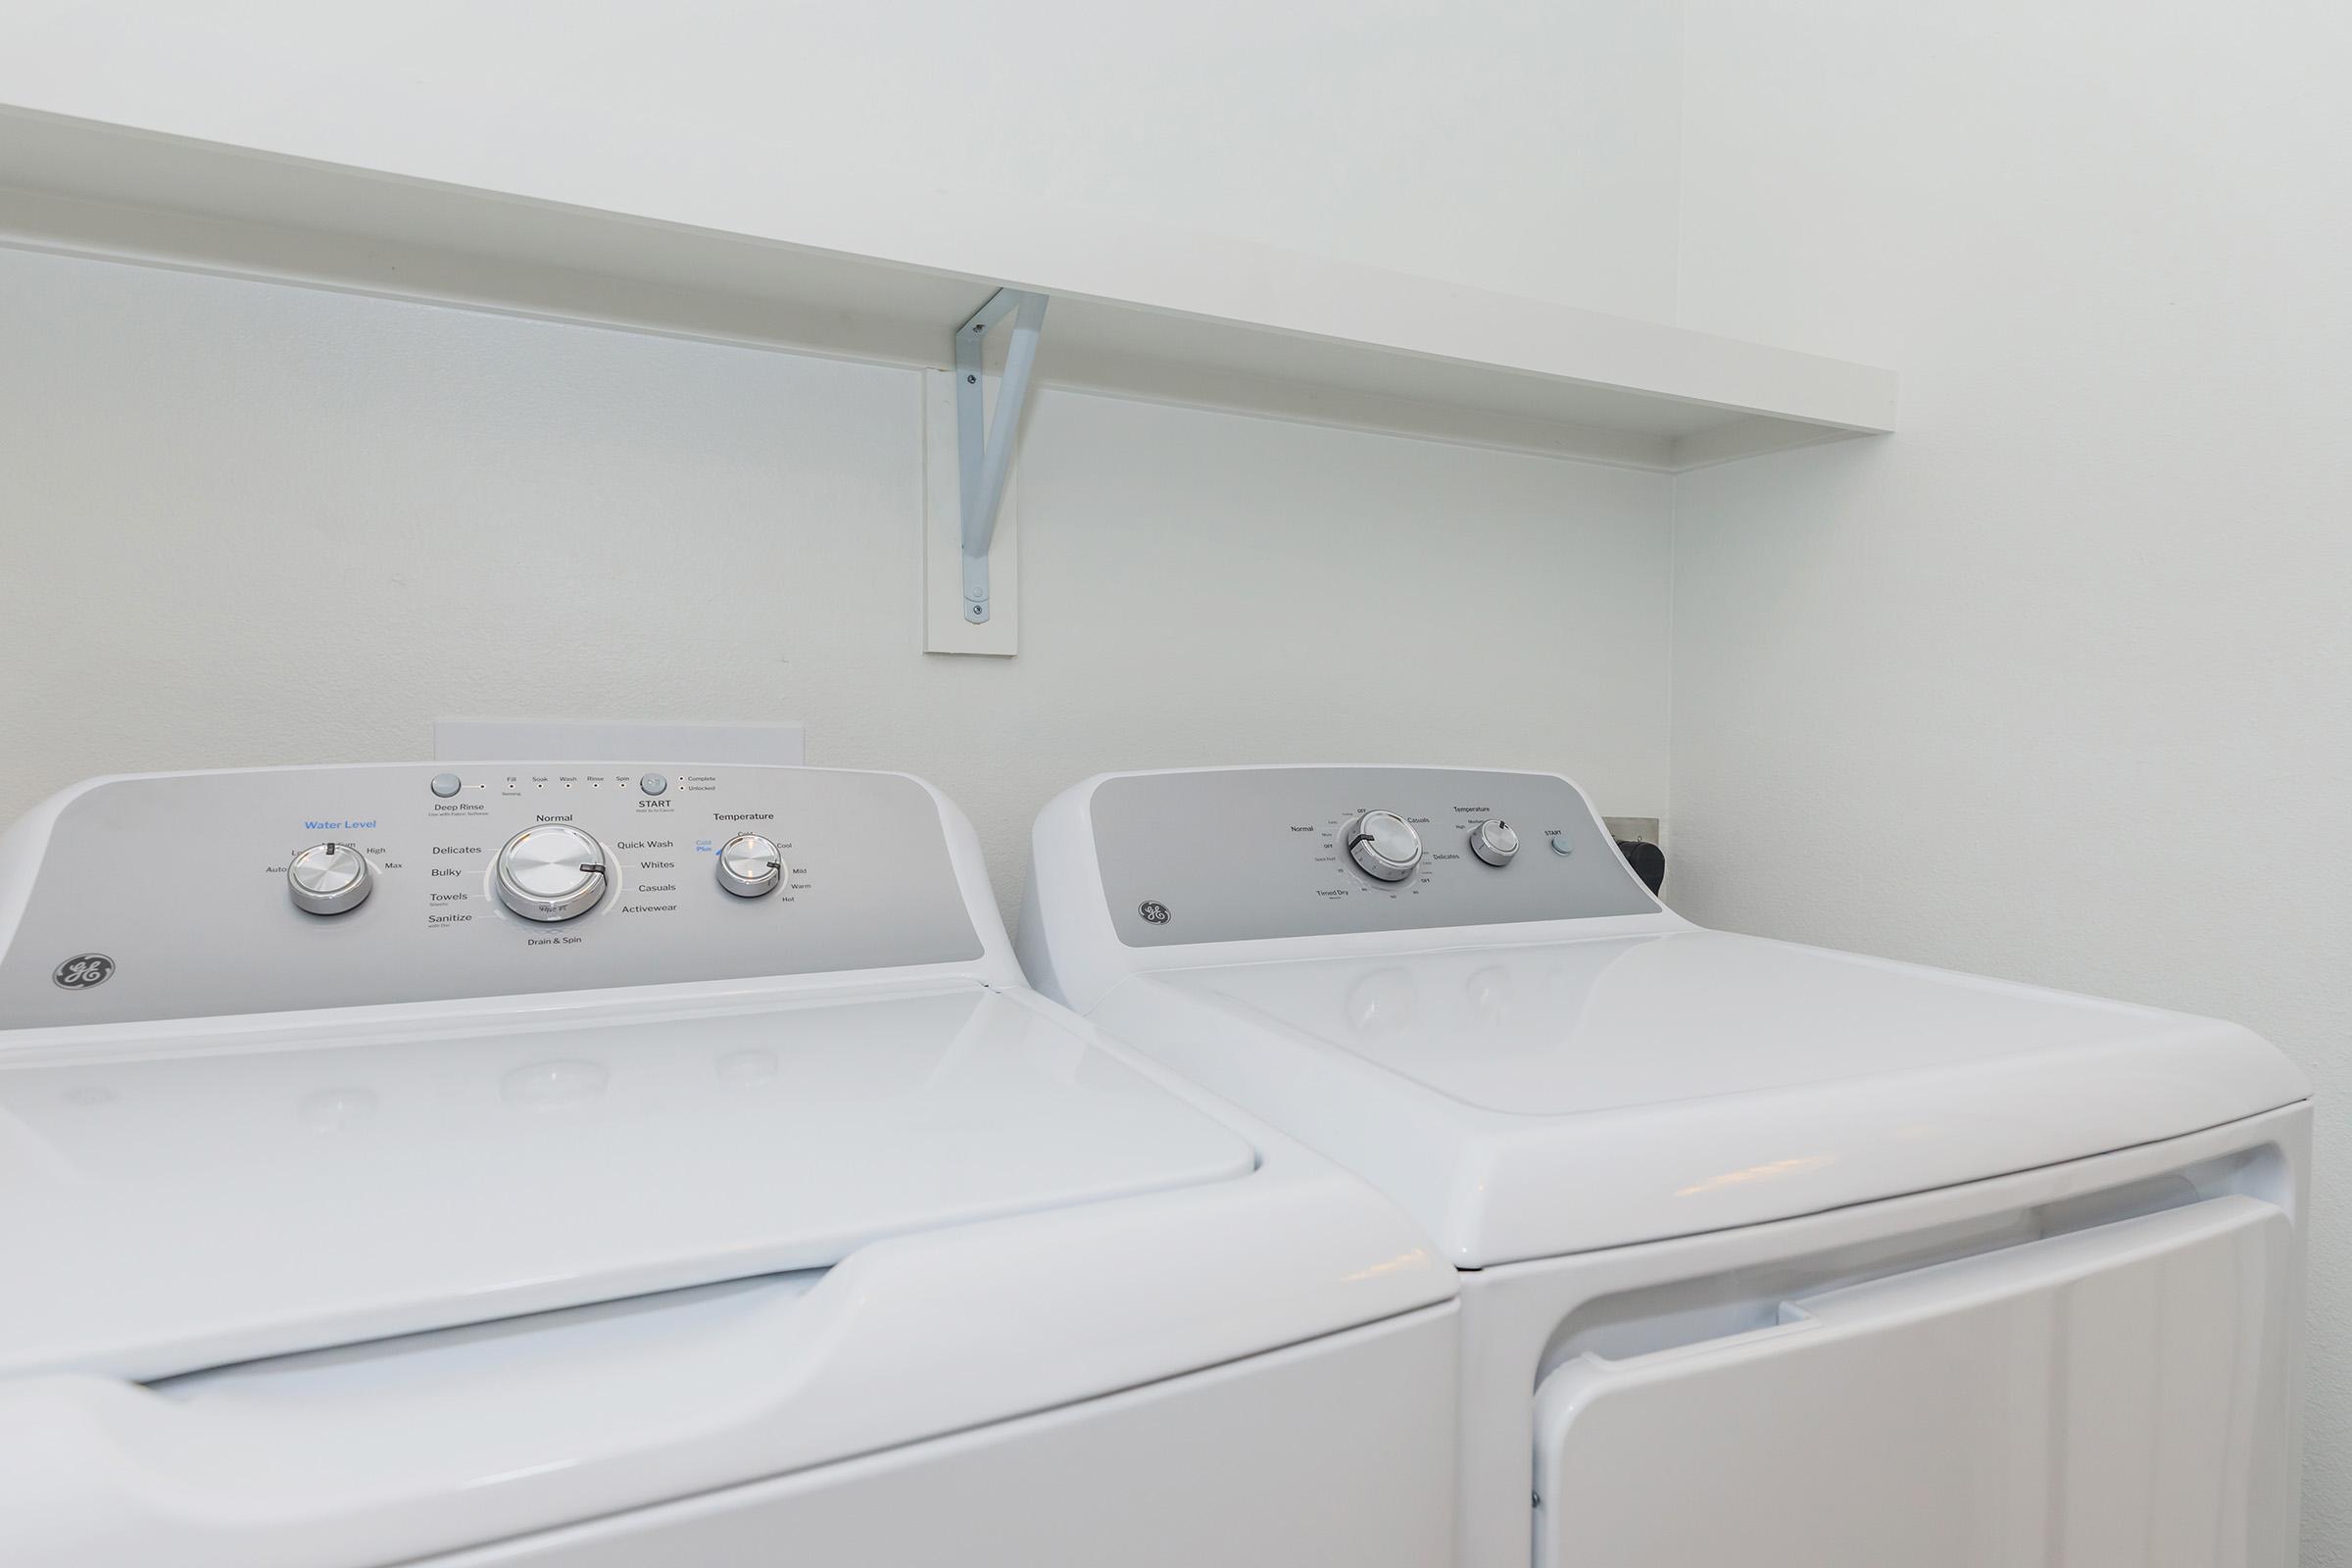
[1087, 766, 1659, 948]
[0, 764, 983, 1027]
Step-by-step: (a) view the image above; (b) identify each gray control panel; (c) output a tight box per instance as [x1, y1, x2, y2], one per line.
[1090, 767, 1658, 948]
[0, 764, 983, 1027]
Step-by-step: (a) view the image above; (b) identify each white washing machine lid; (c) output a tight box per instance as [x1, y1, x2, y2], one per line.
[0, 981, 1256, 1381]
[1115, 930, 2310, 1265]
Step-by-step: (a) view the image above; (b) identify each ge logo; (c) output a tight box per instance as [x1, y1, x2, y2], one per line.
[52, 954, 116, 990]
[1139, 901, 1171, 925]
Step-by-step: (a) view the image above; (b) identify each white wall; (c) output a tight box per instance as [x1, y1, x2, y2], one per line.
[0, 245, 1676, 913]
[0, 0, 1687, 320]
[1669, 1, 2352, 1553]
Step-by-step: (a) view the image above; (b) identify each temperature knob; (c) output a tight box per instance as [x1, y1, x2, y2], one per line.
[1345, 810, 1423, 882]
[716, 833, 784, 898]
[495, 825, 608, 923]
[1469, 819, 1520, 866]
[287, 842, 372, 915]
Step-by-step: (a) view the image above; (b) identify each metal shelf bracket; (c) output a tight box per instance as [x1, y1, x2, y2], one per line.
[956, 287, 1050, 623]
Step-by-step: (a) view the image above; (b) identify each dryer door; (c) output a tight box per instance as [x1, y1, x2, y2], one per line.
[1533, 1195, 2295, 1568]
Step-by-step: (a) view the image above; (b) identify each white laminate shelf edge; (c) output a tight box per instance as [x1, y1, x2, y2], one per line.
[0, 105, 1895, 471]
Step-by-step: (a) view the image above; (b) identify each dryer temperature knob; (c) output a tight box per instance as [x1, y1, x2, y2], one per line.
[1469, 819, 1520, 866]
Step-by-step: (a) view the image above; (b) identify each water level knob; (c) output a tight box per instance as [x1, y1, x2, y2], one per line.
[287, 842, 372, 915]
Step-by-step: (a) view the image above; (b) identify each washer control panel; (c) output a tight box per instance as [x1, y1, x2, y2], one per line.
[0, 763, 982, 1027]
[1090, 766, 1658, 948]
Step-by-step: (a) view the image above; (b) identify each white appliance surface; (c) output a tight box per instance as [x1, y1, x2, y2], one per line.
[1131, 928, 2302, 1263]
[1183, 929, 2269, 1116]
[0, 762, 1459, 1568]
[0, 983, 1252, 1381]
[1018, 764, 2314, 1568]
[1530, 1190, 2298, 1567]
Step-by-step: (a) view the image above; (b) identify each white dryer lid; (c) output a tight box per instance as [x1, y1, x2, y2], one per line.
[0, 983, 1254, 1381]
[1117, 930, 2309, 1265]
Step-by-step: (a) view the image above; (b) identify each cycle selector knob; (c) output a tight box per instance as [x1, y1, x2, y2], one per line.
[1345, 810, 1423, 882]
[287, 842, 373, 915]
[716, 833, 784, 898]
[496, 824, 609, 923]
[1469, 819, 1520, 866]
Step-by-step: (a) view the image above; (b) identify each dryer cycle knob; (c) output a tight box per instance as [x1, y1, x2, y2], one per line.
[1345, 810, 1423, 882]
[288, 842, 373, 915]
[1469, 818, 1520, 866]
[716, 833, 784, 898]
[496, 824, 609, 923]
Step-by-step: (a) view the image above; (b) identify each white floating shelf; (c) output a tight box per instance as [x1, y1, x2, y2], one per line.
[0, 105, 1894, 470]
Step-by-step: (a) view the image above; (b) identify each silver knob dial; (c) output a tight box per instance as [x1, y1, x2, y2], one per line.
[1469, 818, 1520, 867]
[716, 833, 784, 898]
[495, 824, 609, 923]
[288, 842, 372, 915]
[1345, 810, 1423, 882]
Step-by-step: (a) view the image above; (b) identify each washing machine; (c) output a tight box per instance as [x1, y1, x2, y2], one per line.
[1018, 764, 2314, 1568]
[0, 761, 1458, 1568]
